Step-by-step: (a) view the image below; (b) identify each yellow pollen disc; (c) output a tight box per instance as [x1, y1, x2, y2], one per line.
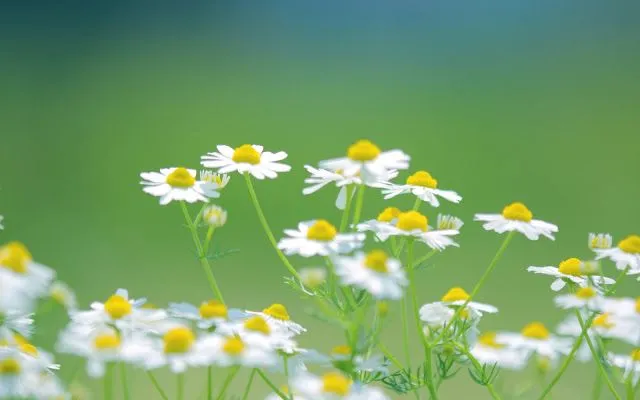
[280, 386, 290, 395]
[165, 167, 196, 188]
[618, 235, 640, 254]
[104, 295, 132, 320]
[396, 211, 428, 232]
[635, 298, 640, 314]
[232, 144, 261, 165]
[364, 250, 389, 273]
[347, 139, 381, 162]
[0, 242, 32, 274]
[306, 220, 337, 241]
[322, 372, 352, 395]
[459, 308, 471, 319]
[222, 337, 245, 355]
[163, 327, 195, 354]
[575, 287, 596, 299]
[479, 332, 504, 349]
[199, 300, 227, 319]
[377, 207, 401, 222]
[19, 343, 38, 357]
[0, 358, 20, 375]
[244, 316, 271, 334]
[263, 304, 290, 321]
[631, 349, 640, 362]
[441, 287, 470, 302]
[94, 334, 121, 350]
[331, 345, 352, 356]
[501, 202, 533, 222]
[521, 322, 550, 340]
[558, 258, 582, 276]
[593, 313, 614, 329]
[406, 171, 438, 189]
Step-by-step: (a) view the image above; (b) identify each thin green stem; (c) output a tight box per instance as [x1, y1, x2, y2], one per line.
[177, 373, 184, 400]
[243, 173, 301, 280]
[626, 378, 634, 400]
[412, 249, 437, 269]
[203, 226, 216, 255]
[592, 365, 602, 400]
[207, 365, 213, 400]
[256, 369, 288, 400]
[104, 363, 113, 400]
[350, 184, 366, 227]
[180, 201, 225, 304]
[241, 369, 257, 400]
[119, 362, 130, 400]
[455, 344, 502, 400]
[283, 356, 293, 400]
[339, 185, 355, 232]
[215, 366, 240, 400]
[325, 256, 356, 309]
[400, 296, 412, 369]
[146, 371, 169, 400]
[378, 343, 404, 370]
[412, 196, 421, 211]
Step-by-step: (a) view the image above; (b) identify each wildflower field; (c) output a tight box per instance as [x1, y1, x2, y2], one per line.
[2, 2, 640, 399]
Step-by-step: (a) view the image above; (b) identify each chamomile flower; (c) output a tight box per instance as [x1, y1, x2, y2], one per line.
[471, 332, 528, 370]
[216, 315, 297, 353]
[199, 170, 230, 189]
[419, 303, 456, 329]
[299, 267, 327, 289]
[375, 170, 462, 207]
[497, 322, 571, 360]
[437, 287, 498, 315]
[278, 220, 364, 257]
[0, 241, 55, 301]
[140, 167, 220, 205]
[527, 258, 615, 292]
[24, 372, 68, 400]
[356, 207, 402, 241]
[319, 140, 410, 185]
[0, 310, 33, 340]
[384, 211, 460, 251]
[601, 297, 640, 319]
[292, 371, 389, 400]
[474, 202, 558, 240]
[0, 350, 37, 399]
[49, 281, 77, 311]
[594, 234, 640, 273]
[198, 334, 277, 368]
[589, 233, 612, 250]
[168, 300, 245, 330]
[57, 326, 123, 377]
[202, 205, 227, 227]
[201, 144, 291, 179]
[333, 250, 407, 300]
[608, 349, 640, 385]
[437, 214, 464, 231]
[246, 304, 306, 336]
[554, 286, 604, 310]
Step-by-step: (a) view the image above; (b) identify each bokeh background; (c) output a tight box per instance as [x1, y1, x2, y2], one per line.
[1, 1, 639, 398]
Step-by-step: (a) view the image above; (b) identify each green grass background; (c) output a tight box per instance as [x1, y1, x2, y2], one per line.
[0, 2, 639, 398]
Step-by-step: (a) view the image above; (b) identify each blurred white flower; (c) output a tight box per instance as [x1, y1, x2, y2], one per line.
[0, 242, 55, 304]
[594, 234, 640, 273]
[168, 300, 244, 331]
[246, 304, 306, 336]
[278, 220, 364, 257]
[50, 281, 78, 311]
[202, 205, 227, 228]
[333, 250, 407, 300]
[57, 325, 124, 378]
[527, 258, 614, 291]
[497, 322, 571, 361]
[471, 332, 528, 370]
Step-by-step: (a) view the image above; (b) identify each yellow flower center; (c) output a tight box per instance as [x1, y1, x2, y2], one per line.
[199, 300, 227, 319]
[104, 295, 132, 320]
[479, 332, 504, 349]
[396, 211, 428, 232]
[635, 298, 640, 314]
[331, 345, 352, 356]
[575, 287, 597, 299]
[244, 316, 271, 335]
[406, 171, 438, 189]
[232, 144, 261, 165]
[0, 242, 32, 274]
[377, 207, 401, 222]
[263, 304, 290, 321]
[19, 343, 38, 357]
[322, 372, 351, 395]
[222, 337, 245, 355]
[163, 327, 195, 354]
[347, 140, 381, 162]
[521, 322, 550, 340]
[501, 202, 533, 222]
[0, 358, 20, 375]
[94, 334, 121, 350]
[306, 220, 337, 241]
[618, 235, 640, 254]
[165, 168, 195, 188]
[364, 250, 389, 273]
[441, 287, 470, 302]
[590, 234, 612, 249]
[593, 313, 614, 329]
[558, 258, 582, 276]
[631, 349, 640, 362]
[376, 301, 389, 316]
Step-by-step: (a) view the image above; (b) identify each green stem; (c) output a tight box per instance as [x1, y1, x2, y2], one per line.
[119, 363, 130, 400]
[207, 365, 213, 400]
[177, 373, 184, 400]
[215, 366, 240, 400]
[283, 356, 293, 400]
[325, 256, 357, 310]
[378, 343, 404, 370]
[455, 345, 502, 400]
[243, 173, 301, 280]
[104, 363, 113, 400]
[146, 371, 169, 400]
[412, 250, 437, 269]
[256, 369, 288, 400]
[203, 226, 216, 255]
[412, 196, 421, 211]
[339, 185, 355, 232]
[180, 201, 225, 304]
[626, 379, 634, 400]
[400, 296, 412, 369]
[592, 365, 602, 400]
[350, 184, 366, 227]
[241, 369, 257, 400]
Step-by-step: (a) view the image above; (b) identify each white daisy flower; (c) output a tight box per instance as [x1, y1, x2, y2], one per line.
[299, 267, 327, 289]
[419, 303, 456, 329]
[50, 281, 78, 311]
[246, 304, 306, 336]
[168, 300, 245, 331]
[333, 250, 407, 300]
[57, 325, 123, 378]
[202, 205, 228, 228]
[0, 349, 39, 399]
[319, 140, 410, 185]
[0, 310, 33, 340]
[554, 286, 604, 310]
[140, 167, 220, 205]
[199, 170, 230, 189]
[201, 144, 291, 180]
[601, 297, 640, 319]
[594, 234, 640, 273]
[198, 334, 277, 368]
[24, 371, 68, 399]
[496, 322, 571, 361]
[356, 207, 402, 242]
[292, 371, 390, 400]
[589, 233, 613, 250]
[608, 349, 640, 385]
[0, 241, 55, 303]
[471, 332, 528, 370]
[437, 214, 464, 231]
[215, 315, 297, 353]
[437, 287, 498, 315]
[0, 336, 59, 374]
[527, 258, 615, 291]
[374, 170, 462, 207]
[278, 220, 364, 257]
[384, 211, 460, 251]
[474, 202, 558, 240]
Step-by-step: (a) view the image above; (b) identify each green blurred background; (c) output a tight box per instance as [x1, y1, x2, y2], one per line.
[1, 1, 639, 398]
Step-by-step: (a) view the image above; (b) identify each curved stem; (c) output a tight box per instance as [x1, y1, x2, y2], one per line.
[256, 369, 288, 400]
[215, 366, 240, 400]
[412, 250, 437, 269]
[350, 184, 366, 227]
[146, 371, 169, 400]
[339, 185, 355, 232]
[177, 373, 184, 400]
[241, 369, 257, 400]
[243, 173, 301, 280]
[120, 362, 130, 400]
[180, 201, 225, 304]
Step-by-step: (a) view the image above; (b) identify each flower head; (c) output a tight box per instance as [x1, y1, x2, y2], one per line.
[201, 144, 291, 179]
[594, 234, 640, 273]
[333, 250, 408, 300]
[278, 220, 364, 257]
[202, 205, 228, 228]
[382, 211, 460, 251]
[374, 170, 462, 207]
[246, 304, 306, 336]
[527, 258, 614, 292]
[471, 332, 528, 370]
[474, 202, 558, 240]
[497, 322, 571, 361]
[140, 167, 220, 205]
